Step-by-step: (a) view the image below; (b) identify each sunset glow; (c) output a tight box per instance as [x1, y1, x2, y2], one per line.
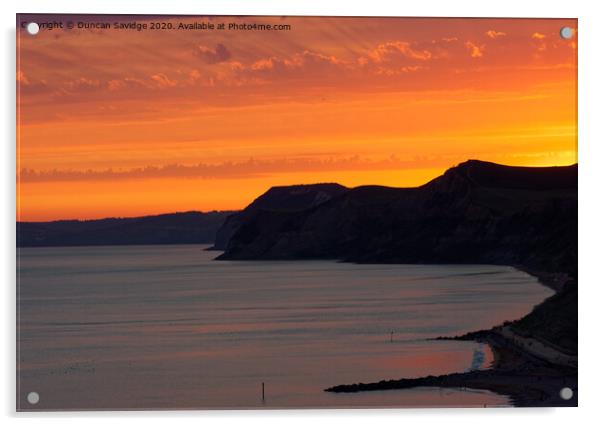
[17, 16, 577, 221]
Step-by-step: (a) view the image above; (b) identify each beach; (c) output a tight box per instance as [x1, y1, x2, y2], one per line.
[325, 271, 578, 407]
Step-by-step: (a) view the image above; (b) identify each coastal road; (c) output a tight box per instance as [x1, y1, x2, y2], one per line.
[498, 326, 577, 368]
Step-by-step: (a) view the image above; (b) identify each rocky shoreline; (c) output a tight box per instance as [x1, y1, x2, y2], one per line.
[324, 270, 578, 407]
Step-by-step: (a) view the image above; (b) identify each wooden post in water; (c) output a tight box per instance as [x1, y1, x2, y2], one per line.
[390, 330, 394, 343]
[262, 382, 265, 403]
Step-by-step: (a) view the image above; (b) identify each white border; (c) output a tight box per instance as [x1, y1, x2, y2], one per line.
[6, 0, 587, 18]
[3, 1, 601, 425]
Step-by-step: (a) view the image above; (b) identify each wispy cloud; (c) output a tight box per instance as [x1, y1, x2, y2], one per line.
[485, 30, 506, 39]
[18, 155, 461, 183]
[196, 43, 232, 64]
[465, 41, 484, 58]
[366, 41, 433, 63]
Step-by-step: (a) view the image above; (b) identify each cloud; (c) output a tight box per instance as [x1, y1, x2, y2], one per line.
[367, 41, 433, 63]
[296, 50, 344, 67]
[150, 73, 178, 88]
[107, 74, 180, 92]
[63, 77, 101, 92]
[530, 33, 548, 52]
[17, 72, 51, 96]
[485, 30, 506, 39]
[107, 77, 152, 91]
[241, 50, 349, 81]
[374, 65, 427, 76]
[196, 43, 232, 64]
[18, 155, 452, 183]
[16, 19, 577, 117]
[465, 41, 484, 58]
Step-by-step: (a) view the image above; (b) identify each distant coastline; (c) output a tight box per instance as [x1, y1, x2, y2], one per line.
[17, 210, 236, 248]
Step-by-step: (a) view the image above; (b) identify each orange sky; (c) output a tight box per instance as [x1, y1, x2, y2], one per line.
[17, 15, 577, 221]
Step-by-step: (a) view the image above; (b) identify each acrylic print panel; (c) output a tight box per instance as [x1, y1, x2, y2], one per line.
[16, 14, 577, 411]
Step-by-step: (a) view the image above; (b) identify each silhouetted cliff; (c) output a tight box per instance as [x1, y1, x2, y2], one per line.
[212, 183, 348, 250]
[217, 160, 577, 279]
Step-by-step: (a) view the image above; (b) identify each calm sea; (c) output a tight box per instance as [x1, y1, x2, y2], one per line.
[17, 245, 553, 410]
